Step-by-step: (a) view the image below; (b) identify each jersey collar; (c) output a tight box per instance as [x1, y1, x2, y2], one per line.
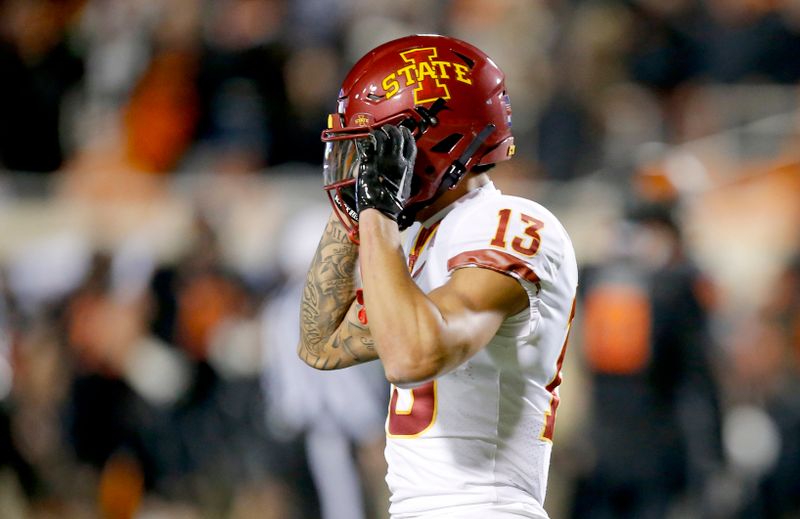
[418, 181, 499, 228]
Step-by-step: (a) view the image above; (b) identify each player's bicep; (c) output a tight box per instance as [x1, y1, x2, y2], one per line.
[428, 266, 529, 366]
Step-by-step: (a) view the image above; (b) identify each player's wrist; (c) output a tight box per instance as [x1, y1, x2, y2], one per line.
[326, 210, 361, 246]
[359, 208, 401, 239]
[360, 207, 397, 225]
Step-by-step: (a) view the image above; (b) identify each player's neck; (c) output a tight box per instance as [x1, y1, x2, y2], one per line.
[416, 173, 491, 222]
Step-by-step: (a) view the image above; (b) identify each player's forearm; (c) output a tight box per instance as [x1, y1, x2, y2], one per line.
[298, 214, 359, 368]
[359, 210, 447, 384]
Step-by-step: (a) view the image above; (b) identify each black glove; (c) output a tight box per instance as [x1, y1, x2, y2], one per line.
[355, 125, 416, 221]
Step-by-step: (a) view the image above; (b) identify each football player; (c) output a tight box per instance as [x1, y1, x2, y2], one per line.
[298, 34, 578, 519]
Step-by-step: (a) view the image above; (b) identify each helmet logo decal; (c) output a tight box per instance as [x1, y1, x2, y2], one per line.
[354, 113, 370, 126]
[381, 47, 472, 105]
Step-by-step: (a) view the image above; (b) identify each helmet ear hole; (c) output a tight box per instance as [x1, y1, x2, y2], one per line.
[430, 133, 464, 154]
[452, 51, 475, 69]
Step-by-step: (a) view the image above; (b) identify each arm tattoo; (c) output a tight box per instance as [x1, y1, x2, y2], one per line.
[299, 218, 358, 367]
[332, 319, 376, 363]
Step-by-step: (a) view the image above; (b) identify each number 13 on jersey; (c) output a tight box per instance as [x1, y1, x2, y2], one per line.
[491, 208, 544, 256]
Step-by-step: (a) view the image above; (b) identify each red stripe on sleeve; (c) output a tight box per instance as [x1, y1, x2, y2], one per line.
[447, 249, 541, 290]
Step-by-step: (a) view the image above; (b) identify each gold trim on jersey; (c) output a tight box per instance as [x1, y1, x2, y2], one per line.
[407, 220, 442, 273]
[539, 295, 577, 442]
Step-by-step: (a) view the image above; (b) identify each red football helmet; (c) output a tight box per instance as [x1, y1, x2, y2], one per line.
[321, 34, 515, 240]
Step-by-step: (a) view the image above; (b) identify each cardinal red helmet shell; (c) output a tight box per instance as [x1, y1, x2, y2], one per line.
[321, 34, 515, 240]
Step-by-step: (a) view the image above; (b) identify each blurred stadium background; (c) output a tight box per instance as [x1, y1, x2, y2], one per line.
[0, 0, 799, 518]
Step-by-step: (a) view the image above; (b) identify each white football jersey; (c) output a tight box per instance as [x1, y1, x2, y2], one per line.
[385, 182, 578, 519]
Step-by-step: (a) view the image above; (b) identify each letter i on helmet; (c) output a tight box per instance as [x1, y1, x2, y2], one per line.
[321, 34, 515, 243]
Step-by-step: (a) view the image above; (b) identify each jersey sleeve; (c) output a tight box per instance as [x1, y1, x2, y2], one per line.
[443, 196, 568, 295]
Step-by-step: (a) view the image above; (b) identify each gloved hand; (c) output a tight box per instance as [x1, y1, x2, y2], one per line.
[355, 125, 416, 221]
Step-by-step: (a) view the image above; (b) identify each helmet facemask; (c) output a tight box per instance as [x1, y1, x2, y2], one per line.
[322, 137, 363, 243]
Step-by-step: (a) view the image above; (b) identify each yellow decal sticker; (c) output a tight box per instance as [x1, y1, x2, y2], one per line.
[354, 113, 370, 126]
[381, 47, 472, 105]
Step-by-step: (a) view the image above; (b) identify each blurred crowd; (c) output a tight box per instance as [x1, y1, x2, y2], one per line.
[0, 0, 799, 518]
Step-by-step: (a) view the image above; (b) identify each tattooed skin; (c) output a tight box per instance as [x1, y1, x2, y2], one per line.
[299, 217, 376, 369]
[333, 319, 376, 363]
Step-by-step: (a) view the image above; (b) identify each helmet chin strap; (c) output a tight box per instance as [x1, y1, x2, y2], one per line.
[398, 123, 496, 230]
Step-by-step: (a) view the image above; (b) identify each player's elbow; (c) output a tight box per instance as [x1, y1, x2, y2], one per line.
[297, 340, 329, 370]
[296, 341, 314, 367]
[383, 360, 441, 386]
[381, 341, 446, 386]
